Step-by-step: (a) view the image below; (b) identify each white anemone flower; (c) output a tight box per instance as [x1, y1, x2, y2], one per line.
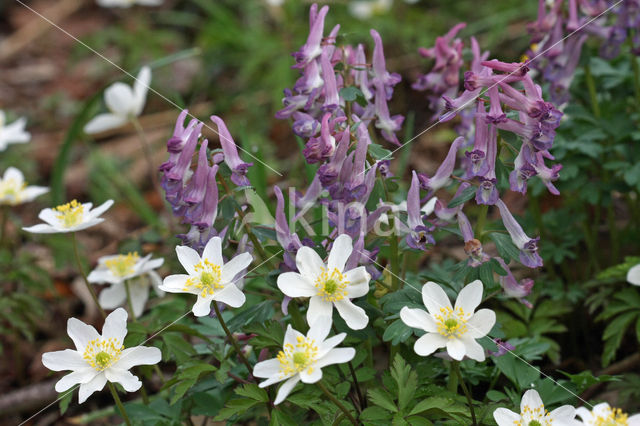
[576, 402, 640, 426]
[159, 236, 252, 316]
[88, 252, 164, 318]
[0, 167, 48, 206]
[22, 199, 114, 234]
[84, 66, 151, 134]
[277, 234, 371, 330]
[0, 110, 30, 151]
[349, 0, 392, 20]
[97, 0, 163, 7]
[42, 308, 161, 403]
[400, 280, 495, 361]
[253, 316, 355, 405]
[493, 389, 578, 426]
[627, 264, 640, 286]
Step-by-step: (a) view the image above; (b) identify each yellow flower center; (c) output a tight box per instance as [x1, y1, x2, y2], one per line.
[277, 336, 319, 377]
[593, 407, 629, 426]
[83, 338, 123, 371]
[315, 267, 349, 302]
[184, 259, 223, 297]
[55, 200, 85, 228]
[434, 306, 468, 339]
[513, 404, 553, 426]
[0, 178, 26, 203]
[105, 252, 140, 277]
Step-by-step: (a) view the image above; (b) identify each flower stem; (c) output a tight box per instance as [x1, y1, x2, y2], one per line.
[380, 176, 400, 290]
[212, 302, 254, 377]
[108, 382, 133, 426]
[584, 62, 601, 118]
[333, 326, 365, 411]
[474, 205, 488, 241]
[316, 380, 358, 425]
[70, 233, 106, 318]
[0, 206, 8, 250]
[452, 361, 477, 426]
[124, 279, 137, 321]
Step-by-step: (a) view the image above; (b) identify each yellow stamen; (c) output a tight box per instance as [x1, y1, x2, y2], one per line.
[0, 178, 26, 203]
[183, 259, 223, 298]
[315, 267, 349, 302]
[54, 200, 84, 228]
[277, 336, 319, 377]
[593, 407, 629, 426]
[105, 252, 140, 277]
[434, 306, 469, 339]
[83, 337, 123, 371]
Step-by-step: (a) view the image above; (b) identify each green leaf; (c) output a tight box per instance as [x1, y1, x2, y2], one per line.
[270, 409, 297, 426]
[339, 86, 364, 102]
[489, 232, 520, 263]
[390, 355, 417, 412]
[369, 144, 393, 160]
[235, 383, 269, 402]
[58, 389, 74, 415]
[447, 185, 477, 208]
[367, 388, 398, 413]
[170, 377, 197, 405]
[361, 406, 393, 421]
[213, 397, 262, 421]
[225, 301, 275, 332]
[382, 320, 413, 345]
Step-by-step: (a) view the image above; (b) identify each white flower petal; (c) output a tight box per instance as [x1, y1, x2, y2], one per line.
[176, 246, 200, 275]
[88, 199, 114, 219]
[42, 349, 87, 371]
[113, 346, 161, 370]
[78, 373, 107, 404]
[4, 167, 24, 182]
[214, 284, 246, 308]
[344, 267, 371, 298]
[104, 82, 136, 116]
[160, 274, 191, 293]
[446, 338, 466, 360]
[253, 359, 281, 379]
[465, 309, 496, 338]
[315, 347, 355, 369]
[101, 308, 128, 342]
[129, 281, 150, 317]
[84, 113, 128, 134]
[69, 219, 105, 232]
[20, 186, 49, 202]
[283, 324, 304, 348]
[221, 252, 252, 284]
[133, 66, 151, 116]
[274, 376, 300, 405]
[295, 247, 325, 281]
[67, 318, 100, 352]
[22, 224, 59, 234]
[88, 269, 116, 284]
[299, 365, 323, 384]
[422, 281, 452, 315]
[327, 234, 353, 272]
[461, 337, 485, 362]
[575, 407, 592, 422]
[627, 264, 640, 286]
[454, 280, 483, 316]
[277, 272, 317, 298]
[318, 333, 346, 358]
[400, 307, 438, 333]
[38, 208, 58, 225]
[148, 270, 164, 296]
[192, 296, 212, 316]
[413, 333, 447, 356]
[520, 389, 544, 414]
[307, 316, 332, 343]
[55, 369, 97, 393]
[105, 368, 142, 392]
[334, 299, 368, 330]
[493, 408, 521, 426]
[549, 405, 576, 422]
[202, 236, 223, 266]
[306, 296, 333, 326]
[627, 413, 640, 425]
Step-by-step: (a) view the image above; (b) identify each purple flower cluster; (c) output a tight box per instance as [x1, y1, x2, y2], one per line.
[527, 0, 640, 104]
[159, 110, 253, 250]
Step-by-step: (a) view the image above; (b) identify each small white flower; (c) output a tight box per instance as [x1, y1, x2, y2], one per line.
[42, 308, 161, 403]
[493, 389, 578, 426]
[576, 402, 640, 426]
[627, 264, 640, 286]
[400, 280, 495, 361]
[0, 110, 30, 151]
[22, 199, 114, 234]
[349, 0, 393, 20]
[88, 252, 164, 318]
[277, 234, 371, 330]
[159, 237, 252, 316]
[96, 0, 163, 9]
[253, 316, 355, 405]
[84, 66, 151, 134]
[0, 167, 48, 206]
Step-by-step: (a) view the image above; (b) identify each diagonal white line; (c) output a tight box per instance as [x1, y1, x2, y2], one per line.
[12, 0, 283, 177]
[19, 250, 283, 426]
[362, 251, 594, 409]
[364, 0, 624, 175]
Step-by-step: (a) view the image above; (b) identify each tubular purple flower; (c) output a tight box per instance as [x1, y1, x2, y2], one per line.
[496, 199, 543, 268]
[509, 144, 537, 194]
[418, 136, 464, 192]
[373, 81, 404, 145]
[194, 165, 219, 229]
[495, 257, 534, 308]
[303, 113, 336, 163]
[353, 44, 373, 101]
[433, 182, 469, 224]
[441, 88, 482, 122]
[465, 103, 489, 176]
[480, 59, 529, 76]
[475, 124, 499, 205]
[274, 186, 302, 252]
[320, 50, 340, 112]
[318, 129, 349, 187]
[294, 60, 324, 94]
[370, 29, 401, 98]
[292, 4, 329, 68]
[486, 86, 507, 124]
[183, 140, 210, 205]
[458, 211, 490, 267]
[532, 151, 562, 195]
[210, 115, 253, 187]
[489, 338, 516, 357]
[292, 112, 320, 138]
[166, 122, 202, 181]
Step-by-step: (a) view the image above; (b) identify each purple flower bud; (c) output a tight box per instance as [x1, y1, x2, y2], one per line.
[373, 82, 404, 146]
[509, 144, 537, 194]
[183, 140, 210, 205]
[353, 44, 373, 101]
[495, 257, 534, 308]
[370, 29, 401, 97]
[496, 199, 543, 268]
[532, 151, 562, 195]
[475, 124, 498, 205]
[274, 186, 302, 253]
[465, 103, 489, 176]
[320, 50, 340, 112]
[292, 112, 320, 138]
[292, 4, 329, 68]
[166, 122, 203, 181]
[210, 115, 253, 187]
[418, 136, 464, 192]
[194, 165, 219, 229]
[489, 338, 516, 357]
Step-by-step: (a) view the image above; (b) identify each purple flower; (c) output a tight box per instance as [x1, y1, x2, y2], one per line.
[458, 211, 490, 267]
[292, 112, 320, 138]
[509, 144, 537, 194]
[418, 136, 464, 193]
[303, 113, 337, 163]
[183, 139, 210, 205]
[406, 171, 434, 250]
[210, 116, 253, 187]
[370, 29, 401, 98]
[495, 257, 534, 308]
[532, 151, 562, 195]
[373, 81, 404, 146]
[193, 165, 219, 229]
[488, 338, 516, 357]
[496, 199, 543, 268]
[166, 122, 202, 181]
[464, 103, 489, 176]
[475, 124, 499, 205]
[292, 4, 329, 68]
[320, 50, 340, 112]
